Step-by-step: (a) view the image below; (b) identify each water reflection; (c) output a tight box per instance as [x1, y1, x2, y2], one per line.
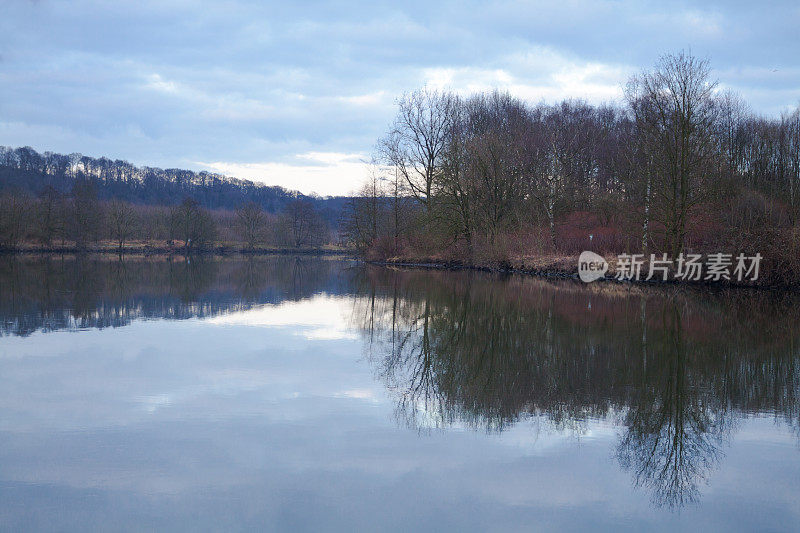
[349, 266, 800, 508]
[0, 257, 797, 521]
[0, 256, 347, 336]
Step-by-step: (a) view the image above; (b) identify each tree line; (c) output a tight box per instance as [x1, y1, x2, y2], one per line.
[0, 145, 346, 223]
[0, 147, 335, 252]
[342, 51, 800, 282]
[0, 181, 330, 252]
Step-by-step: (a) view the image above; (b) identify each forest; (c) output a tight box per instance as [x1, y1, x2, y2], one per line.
[341, 52, 800, 284]
[0, 146, 339, 252]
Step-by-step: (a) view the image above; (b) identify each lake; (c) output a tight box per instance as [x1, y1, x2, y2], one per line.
[0, 256, 797, 531]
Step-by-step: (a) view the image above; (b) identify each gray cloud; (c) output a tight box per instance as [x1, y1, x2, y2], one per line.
[0, 0, 798, 194]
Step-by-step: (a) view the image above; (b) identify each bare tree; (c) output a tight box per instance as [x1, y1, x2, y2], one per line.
[281, 198, 326, 247]
[69, 181, 104, 250]
[464, 92, 529, 246]
[107, 198, 138, 254]
[626, 51, 719, 256]
[340, 173, 387, 252]
[519, 105, 570, 251]
[716, 90, 749, 176]
[234, 202, 267, 250]
[438, 97, 476, 250]
[169, 198, 217, 253]
[379, 88, 456, 211]
[35, 186, 64, 246]
[0, 191, 30, 249]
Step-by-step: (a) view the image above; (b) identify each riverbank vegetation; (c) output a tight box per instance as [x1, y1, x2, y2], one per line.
[341, 51, 800, 285]
[0, 146, 341, 253]
[0, 182, 332, 254]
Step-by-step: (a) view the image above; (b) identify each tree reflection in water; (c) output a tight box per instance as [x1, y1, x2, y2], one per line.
[1, 257, 797, 508]
[617, 305, 728, 508]
[349, 266, 800, 509]
[0, 255, 340, 336]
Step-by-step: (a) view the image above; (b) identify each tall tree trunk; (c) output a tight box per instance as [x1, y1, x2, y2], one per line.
[548, 180, 557, 250]
[642, 169, 651, 254]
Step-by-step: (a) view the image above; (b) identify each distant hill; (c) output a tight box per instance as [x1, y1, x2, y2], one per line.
[0, 146, 348, 224]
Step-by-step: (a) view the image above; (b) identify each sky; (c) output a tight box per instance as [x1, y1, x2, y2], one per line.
[1, 1, 798, 196]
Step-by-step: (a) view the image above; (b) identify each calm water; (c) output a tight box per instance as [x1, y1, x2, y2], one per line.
[0, 256, 798, 531]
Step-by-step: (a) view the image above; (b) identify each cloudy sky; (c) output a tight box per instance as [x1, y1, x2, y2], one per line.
[1, 1, 798, 196]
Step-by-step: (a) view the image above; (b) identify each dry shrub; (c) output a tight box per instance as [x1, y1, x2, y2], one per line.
[746, 226, 800, 286]
[557, 211, 628, 254]
[684, 205, 726, 251]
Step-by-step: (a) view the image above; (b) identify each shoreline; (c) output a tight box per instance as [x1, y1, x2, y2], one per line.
[0, 245, 353, 257]
[1, 247, 791, 290]
[365, 257, 792, 291]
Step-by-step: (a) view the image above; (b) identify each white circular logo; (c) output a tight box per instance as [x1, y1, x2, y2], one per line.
[578, 251, 608, 283]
